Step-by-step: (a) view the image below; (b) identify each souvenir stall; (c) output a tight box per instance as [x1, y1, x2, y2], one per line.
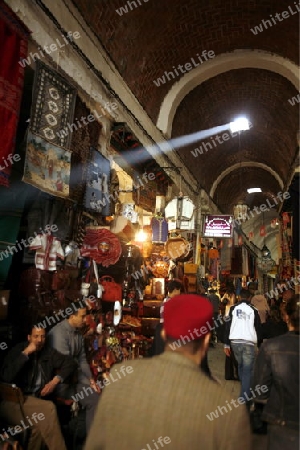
[0, 56, 164, 384]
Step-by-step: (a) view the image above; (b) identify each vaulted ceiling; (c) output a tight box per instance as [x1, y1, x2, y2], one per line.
[72, 0, 299, 213]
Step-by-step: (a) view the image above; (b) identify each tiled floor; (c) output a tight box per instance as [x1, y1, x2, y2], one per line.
[207, 343, 268, 450]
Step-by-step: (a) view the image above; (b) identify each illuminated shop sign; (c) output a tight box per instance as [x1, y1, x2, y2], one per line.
[203, 215, 233, 238]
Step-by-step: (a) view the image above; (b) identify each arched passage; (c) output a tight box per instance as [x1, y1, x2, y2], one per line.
[209, 162, 284, 198]
[157, 50, 299, 137]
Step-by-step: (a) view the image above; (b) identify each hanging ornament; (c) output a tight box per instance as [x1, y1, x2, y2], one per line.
[270, 219, 277, 229]
[248, 231, 254, 240]
[260, 225, 266, 237]
[282, 212, 290, 229]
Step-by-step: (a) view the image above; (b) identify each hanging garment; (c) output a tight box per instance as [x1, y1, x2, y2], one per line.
[29, 234, 64, 271]
[151, 217, 168, 243]
[208, 248, 219, 259]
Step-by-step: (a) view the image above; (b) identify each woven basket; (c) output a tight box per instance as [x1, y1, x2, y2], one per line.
[165, 236, 190, 260]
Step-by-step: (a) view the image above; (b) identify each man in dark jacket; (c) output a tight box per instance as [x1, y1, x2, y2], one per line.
[252, 295, 299, 450]
[0, 325, 77, 450]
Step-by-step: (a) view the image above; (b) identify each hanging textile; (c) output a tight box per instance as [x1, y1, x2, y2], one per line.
[23, 130, 72, 198]
[208, 247, 219, 259]
[151, 216, 168, 243]
[84, 149, 111, 215]
[0, 2, 30, 186]
[30, 60, 76, 149]
[69, 96, 102, 203]
[29, 233, 64, 271]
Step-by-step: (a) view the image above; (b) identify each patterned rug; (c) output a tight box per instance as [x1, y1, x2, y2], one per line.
[30, 60, 77, 150]
[0, 2, 30, 187]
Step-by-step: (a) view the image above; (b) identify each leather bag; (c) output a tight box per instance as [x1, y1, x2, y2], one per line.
[100, 276, 122, 302]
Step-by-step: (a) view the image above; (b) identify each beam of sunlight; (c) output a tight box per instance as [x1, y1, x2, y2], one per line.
[122, 124, 233, 165]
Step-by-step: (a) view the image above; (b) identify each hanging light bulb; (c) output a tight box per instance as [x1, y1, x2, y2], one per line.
[261, 244, 271, 258]
[135, 229, 146, 242]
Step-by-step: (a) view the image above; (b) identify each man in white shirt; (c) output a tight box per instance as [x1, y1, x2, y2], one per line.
[224, 289, 262, 404]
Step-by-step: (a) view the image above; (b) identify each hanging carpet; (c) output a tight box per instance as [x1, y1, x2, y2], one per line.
[0, 1, 30, 186]
[30, 60, 76, 149]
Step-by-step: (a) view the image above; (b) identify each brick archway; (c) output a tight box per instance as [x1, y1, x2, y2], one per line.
[157, 50, 299, 137]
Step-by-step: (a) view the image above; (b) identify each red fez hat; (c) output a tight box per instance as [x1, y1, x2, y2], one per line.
[164, 294, 214, 340]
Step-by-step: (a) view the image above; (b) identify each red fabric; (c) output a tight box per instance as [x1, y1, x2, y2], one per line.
[0, 2, 29, 186]
[260, 225, 266, 237]
[163, 294, 213, 340]
[81, 228, 122, 267]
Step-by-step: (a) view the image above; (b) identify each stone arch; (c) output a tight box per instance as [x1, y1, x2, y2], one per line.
[209, 162, 284, 198]
[156, 50, 299, 137]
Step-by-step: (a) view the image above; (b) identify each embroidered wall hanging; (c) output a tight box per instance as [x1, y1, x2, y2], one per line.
[84, 148, 111, 215]
[23, 130, 71, 198]
[0, 2, 30, 186]
[30, 60, 76, 149]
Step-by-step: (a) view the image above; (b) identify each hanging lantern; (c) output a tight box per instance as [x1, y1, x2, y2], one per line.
[261, 244, 271, 258]
[248, 231, 254, 240]
[270, 219, 277, 229]
[233, 202, 249, 222]
[238, 235, 243, 246]
[260, 225, 266, 237]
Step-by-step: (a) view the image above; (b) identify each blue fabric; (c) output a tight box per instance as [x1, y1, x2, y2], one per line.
[235, 277, 242, 296]
[231, 342, 255, 400]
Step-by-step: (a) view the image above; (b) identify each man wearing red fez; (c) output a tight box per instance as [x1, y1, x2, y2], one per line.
[85, 294, 251, 450]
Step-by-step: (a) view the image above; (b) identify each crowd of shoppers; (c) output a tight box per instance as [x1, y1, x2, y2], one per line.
[0, 283, 298, 450]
